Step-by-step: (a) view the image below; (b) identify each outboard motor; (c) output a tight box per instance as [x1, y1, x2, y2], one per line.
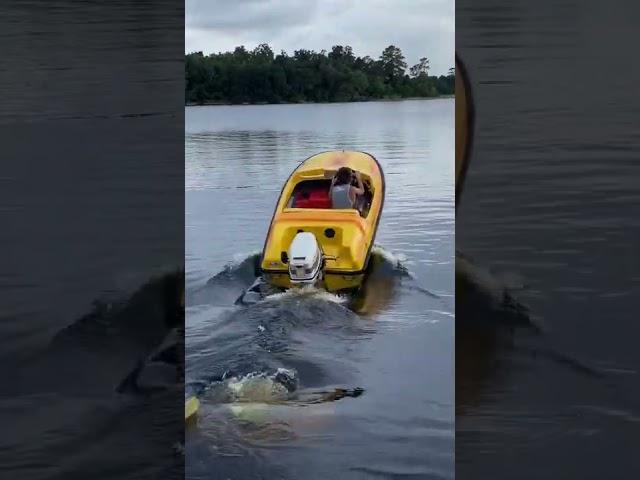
[288, 232, 323, 285]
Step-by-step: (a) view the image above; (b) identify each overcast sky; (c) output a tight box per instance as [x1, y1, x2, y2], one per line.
[186, 0, 454, 76]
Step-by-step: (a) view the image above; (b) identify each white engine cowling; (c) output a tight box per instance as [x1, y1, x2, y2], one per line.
[288, 232, 323, 284]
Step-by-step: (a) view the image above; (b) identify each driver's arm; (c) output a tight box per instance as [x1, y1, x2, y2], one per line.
[352, 171, 365, 196]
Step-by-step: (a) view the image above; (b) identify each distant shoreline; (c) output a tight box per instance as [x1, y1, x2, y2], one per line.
[186, 44, 453, 108]
[185, 95, 453, 107]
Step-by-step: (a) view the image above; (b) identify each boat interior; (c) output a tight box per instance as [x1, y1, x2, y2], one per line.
[285, 173, 374, 218]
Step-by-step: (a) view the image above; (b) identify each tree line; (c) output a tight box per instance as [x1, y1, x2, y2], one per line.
[185, 44, 454, 105]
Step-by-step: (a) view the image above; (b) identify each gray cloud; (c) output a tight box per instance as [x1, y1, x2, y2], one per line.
[186, 0, 319, 32]
[186, 0, 454, 75]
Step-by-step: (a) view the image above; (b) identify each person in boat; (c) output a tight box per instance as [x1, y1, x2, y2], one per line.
[330, 166, 365, 210]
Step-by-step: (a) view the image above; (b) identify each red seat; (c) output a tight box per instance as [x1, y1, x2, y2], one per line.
[294, 189, 331, 209]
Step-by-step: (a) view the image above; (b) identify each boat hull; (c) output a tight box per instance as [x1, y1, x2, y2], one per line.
[260, 151, 384, 292]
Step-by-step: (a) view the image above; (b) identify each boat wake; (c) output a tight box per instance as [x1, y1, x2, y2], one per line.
[191, 244, 416, 310]
[210, 245, 410, 288]
[185, 245, 417, 429]
[456, 251, 627, 415]
[370, 244, 408, 269]
[184, 243, 449, 435]
[262, 285, 348, 305]
[5, 271, 185, 477]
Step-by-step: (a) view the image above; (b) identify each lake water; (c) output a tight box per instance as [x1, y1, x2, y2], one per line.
[0, 1, 184, 478]
[456, 0, 640, 478]
[185, 99, 455, 479]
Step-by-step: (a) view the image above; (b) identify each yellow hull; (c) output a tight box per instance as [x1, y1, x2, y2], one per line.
[260, 151, 384, 292]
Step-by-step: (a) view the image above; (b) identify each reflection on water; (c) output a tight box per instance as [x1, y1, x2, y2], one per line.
[457, 0, 640, 477]
[0, 1, 183, 478]
[186, 100, 454, 479]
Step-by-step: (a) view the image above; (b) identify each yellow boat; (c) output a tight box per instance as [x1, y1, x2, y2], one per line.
[260, 150, 385, 293]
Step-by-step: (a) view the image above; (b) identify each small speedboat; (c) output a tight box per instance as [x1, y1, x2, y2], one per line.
[259, 150, 385, 293]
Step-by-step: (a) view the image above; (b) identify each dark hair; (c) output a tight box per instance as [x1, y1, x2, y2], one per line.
[335, 167, 352, 185]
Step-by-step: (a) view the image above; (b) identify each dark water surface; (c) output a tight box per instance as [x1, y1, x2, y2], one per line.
[186, 100, 454, 479]
[456, 0, 640, 478]
[0, 1, 184, 478]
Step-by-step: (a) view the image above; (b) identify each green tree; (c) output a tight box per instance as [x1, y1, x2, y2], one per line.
[233, 46, 250, 63]
[410, 57, 430, 78]
[251, 43, 274, 63]
[379, 45, 407, 83]
[184, 43, 452, 105]
[328, 45, 355, 65]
